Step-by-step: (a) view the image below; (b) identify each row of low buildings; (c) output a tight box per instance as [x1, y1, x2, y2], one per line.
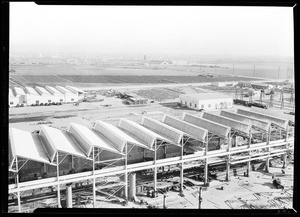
[9, 85, 85, 107]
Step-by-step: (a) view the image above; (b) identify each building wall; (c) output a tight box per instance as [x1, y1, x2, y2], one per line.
[64, 94, 78, 103]
[179, 96, 233, 110]
[9, 96, 19, 107]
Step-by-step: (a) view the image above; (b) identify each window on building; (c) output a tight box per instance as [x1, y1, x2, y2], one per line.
[60, 99, 63, 102]
[10, 102, 13, 105]
[71, 98, 74, 101]
[48, 100, 51, 103]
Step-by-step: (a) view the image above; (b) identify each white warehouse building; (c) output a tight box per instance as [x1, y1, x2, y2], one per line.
[56, 86, 78, 103]
[35, 86, 54, 104]
[24, 86, 42, 105]
[13, 87, 26, 105]
[9, 88, 19, 107]
[179, 93, 233, 110]
[65, 85, 86, 100]
[45, 86, 65, 103]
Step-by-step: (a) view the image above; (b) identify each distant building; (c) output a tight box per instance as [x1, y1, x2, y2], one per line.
[179, 93, 233, 110]
[65, 85, 86, 100]
[236, 82, 252, 88]
[13, 87, 26, 105]
[9, 88, 19, 107]
[211, 82, 226, 87]
[172, 60, 188, 66]
[35, 86, 55, 104]
[45, 86, 65, 103]
[56, 86, 78, 103]
[24, 86, 42, 105]
[160, 60, 172, 65]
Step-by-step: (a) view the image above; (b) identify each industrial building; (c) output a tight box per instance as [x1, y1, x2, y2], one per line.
[13, 87, 26, 105]
[55, 86, 79, 103]
[8, 86, 83, 107]
[65, 85, 86, 100]
[8, 109, 293, 212]
[179, 93, 233, 110]
[45, 86, 65, 103]
[9, 88, 19, 107]
[24, 86, 42, 106]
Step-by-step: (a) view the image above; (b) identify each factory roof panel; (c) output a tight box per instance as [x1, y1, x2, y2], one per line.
[35, 86, 52, 95]
[9, 128, 51, 165]
[142, 117, 184, 144]
[163, 115, 208, 142]
[202, 112, 251, 135]
[56, 86, 73, 94]
[9, 88, 16, 97]
[39, 125, 87, 161]
[24, 86, 40, 95]
[94, 121, 151, 151]
[14, 87, 26, 95]
[119, 119, 173, 149]
[69, 123, 122, 155]
[65, 85, 86, 94]
[45, 86, 64, 95]
[220, 110, 271, 132]
[250, 107, 294, 124]
[182, 113, 230, 138]
[236, 109, 289, 129]
[179, 93, 232, 100]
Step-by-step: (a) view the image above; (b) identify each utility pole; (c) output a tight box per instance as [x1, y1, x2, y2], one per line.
[198, 187, 202, 209]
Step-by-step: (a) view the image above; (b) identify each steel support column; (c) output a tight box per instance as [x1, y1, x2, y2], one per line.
[282, 153, 287, 169]
[265, 130, 270, 173]
[15, 157, 21, 212]
[180, 139, 184, 194]
[226, 157, 230, 181]
[56, 153, 61, 208]
[92, 147, 96, 208]
[124, 143, 128, 200]
[247, 133, 252, 177]
[154, 140, 157, 194]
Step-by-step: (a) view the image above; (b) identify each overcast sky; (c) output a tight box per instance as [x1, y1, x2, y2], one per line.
[10, 3, 294, 56]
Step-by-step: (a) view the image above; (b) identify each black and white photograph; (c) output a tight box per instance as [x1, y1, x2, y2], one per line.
[6, 2, 295, 212]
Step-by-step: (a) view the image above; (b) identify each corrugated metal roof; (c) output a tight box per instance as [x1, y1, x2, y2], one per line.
[65, 85, 85, 94]
[182, 113, 230, 138]
[236, 109, 289, 129]
[14, 87, 26, 95]
[118, 119, 171, 149]
[141, 117, 183, 144]
[250, 107, 294, 124]
[39, 125, 87, 161]
[24, 86, 39, 95]
[68, 123, 121, 155]
[202, 112, 251, 135]
[179, 93, 232, 101]
[9, 128, 51, 164]
[163, 115, 208, 141]
[220, 111, 271, 132]
[45, 86, 64, 95]
[94, 121, 150, 151]
[35, 86, 52, 95]
[56, 86, 73, 94]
